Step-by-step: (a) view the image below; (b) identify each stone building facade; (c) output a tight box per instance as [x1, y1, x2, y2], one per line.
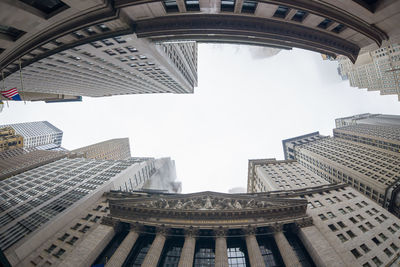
[248, 158, 400, 267]
[71, 138, 131, 160]
[0, 126, 23, 152]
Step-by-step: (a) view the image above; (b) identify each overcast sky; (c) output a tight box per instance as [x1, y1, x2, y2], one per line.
[1, 44, 399, 193]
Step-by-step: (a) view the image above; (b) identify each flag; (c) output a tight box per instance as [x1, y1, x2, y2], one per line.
[1, 88, 22, 101]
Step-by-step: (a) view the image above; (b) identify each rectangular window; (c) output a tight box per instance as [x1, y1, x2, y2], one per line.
[347, 230, 357, 238]
[327, 212, 336, 218]
[346, 206, 354, 212]
[0, 25, 26, 41]
[356, 214, 365, 221]
[328, 224, 338, 231]
[58, 233, 70, 241]
[349, 217, 358, 224]
[372, 237, 381, 245]
[358, 225, 368, 233]
[378, 233, 387, 241]
[241, 0, 257, 14]
[384, 248, 393, 257]
[337, 221, 346, 228]
[185, 0, 200, 11]
[390, 243, 399, 251]
[221, 0, 235, 12]
[317, 18, 333, 29]
[338, 208, 347, 214]
[291, 10, 307, 22]
[360, 244, 370, 253]
[351, 248, 361, 258]
[53, 248, 65, 258]
[366, 222, 375, 229]
[318, 214, 327, 220]
[20, 0, 68, 16]
[372, 256, 383, 266]
[273, 6, 290, 18]
[337, 233, 348, 242]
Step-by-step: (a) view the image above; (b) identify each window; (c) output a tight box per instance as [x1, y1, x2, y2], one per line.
[393, 223, 400, 230]
[97, 24, 110, 32]
[356, 214, 365, 221]
[384, 248, 393, 257]
[317, 18, 333, 29]
[349, 217, 358, 224]
[328, 224, 338, 232]
[332, 24, 346, 34]
[79, 225, 90, 233]
[361, 201, 369, 206]
[356, 203, 363, 208]
[346, 206, 354, 212]
[326, 198, 334, 204]
[273, 6, 290, 18]
[360, 244, 370, 253]
[66, 236, 78, 245]
[241, 0, 257, 13]
[337, 234, 348, 242]
[333, 196, 342, 202]
[351, 248, 361, 258]
[378, 233, 387, 241]
[185, 0, 200, 11]
[347, 230, 357, 238]
[366, 222, 375, 229]
[338, 208, 347, 214]
[388, 227, 396, 234]
[372, 237, 381, 245]
[318, 214, 327, 220]
[291, 10, 307, 22]
[71, 223, 81, 230]
[375, 217, 383, 223]
[82, 214, 92, 220]
[45, 244, 56, 253]
[327, 212, 335, 218]
[380, 214, 388, 220]
[20, 0, 68, 15]
[221, 0, 235, 12]
[390, 243, 399, 251]
[58, 233, 70, 241]
[358, 225, 368, 233]
[372, 256, 383, 266]
[0, 25, 26, 41]
[53, 248, 65, 258]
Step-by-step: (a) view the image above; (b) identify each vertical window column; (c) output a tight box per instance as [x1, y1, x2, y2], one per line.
[141, 227, 168, 266]
[178, 228, 197, 267]
[272, 225, 301, 267]
[243, 228, 264, 267]
[214, 228, 229, 267]
[105, 226, 140, 267]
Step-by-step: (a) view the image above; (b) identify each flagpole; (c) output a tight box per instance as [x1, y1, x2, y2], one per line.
[1, 70, 9, 108]
[19, 58, 26, 104]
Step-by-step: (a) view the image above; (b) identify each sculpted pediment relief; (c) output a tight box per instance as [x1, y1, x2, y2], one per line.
[108, 191, 305, 212]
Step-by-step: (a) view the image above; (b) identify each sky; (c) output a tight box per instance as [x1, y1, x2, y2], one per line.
[1, 44, 399, 193]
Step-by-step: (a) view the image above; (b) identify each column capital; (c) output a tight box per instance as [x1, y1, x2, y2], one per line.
[214, 226, 228, 238]
[242, 226, 257, 236]
[183, 226, 198, 238]
[156, 225, 170, 236]
[270, 223, 284, 233]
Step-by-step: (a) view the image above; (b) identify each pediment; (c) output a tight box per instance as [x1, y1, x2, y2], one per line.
[108, 191, 306, 212]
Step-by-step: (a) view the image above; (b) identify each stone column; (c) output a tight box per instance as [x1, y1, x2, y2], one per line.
[244, 228, 265, 267]
[141, 228, 167, 267]
[105, 228, 139, 267]
[178, 228, 197, 267]
[273, 227, 301, 267]
[214, 228, 228, 267]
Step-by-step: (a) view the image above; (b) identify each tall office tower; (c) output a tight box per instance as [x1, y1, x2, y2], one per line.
[0, 148, 68, 180]
[248, 158, 400, 267]
[335, 113, 400, 128]
[0, 121, 63, 150]
[337, 43, 400, 100]
[0, 156, 177, 265]
[283, 131, 400, 217]
[4, 35, 197, 99]
[282, 131, 326, 160]
[333, 124, 400, 154]
[71, 138, 131, 160]
[0, 127, 23, 152]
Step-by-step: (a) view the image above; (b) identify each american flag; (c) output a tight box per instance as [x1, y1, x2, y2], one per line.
[1, 88, 22, 101]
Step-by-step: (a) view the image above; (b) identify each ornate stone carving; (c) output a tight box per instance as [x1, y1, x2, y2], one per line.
[134, 195, 292, 211]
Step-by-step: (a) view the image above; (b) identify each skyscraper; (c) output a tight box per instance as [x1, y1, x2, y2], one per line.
[335, 113, 400, 127]
[1, 156, 177, 265]
[337, 43, 400, 100]
[282, 114, 400, 217]
[0, 121, 63, 150]
[71, 138, 131, 160]
[3, 35, 197, 99]
[248, 158, 400, 267]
